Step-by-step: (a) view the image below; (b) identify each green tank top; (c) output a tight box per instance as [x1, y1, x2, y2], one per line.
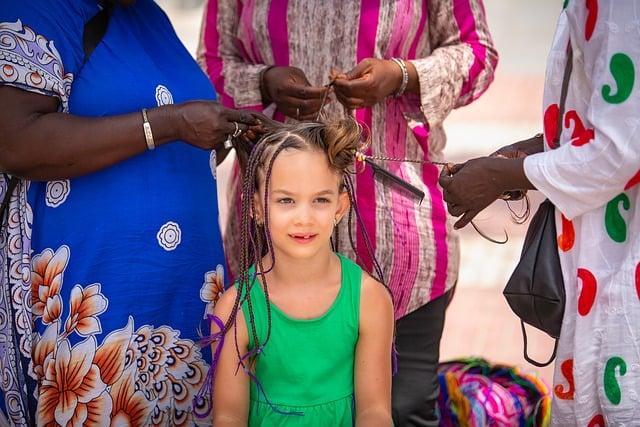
[239, 253, 362, 426]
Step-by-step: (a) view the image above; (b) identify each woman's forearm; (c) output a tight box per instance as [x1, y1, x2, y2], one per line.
[0, 87, 183, 180]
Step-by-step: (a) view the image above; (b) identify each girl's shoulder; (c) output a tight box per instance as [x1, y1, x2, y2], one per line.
[335, 253, 393, 319]
[360, 272, 393, 314]
[212, 287, 248, 337]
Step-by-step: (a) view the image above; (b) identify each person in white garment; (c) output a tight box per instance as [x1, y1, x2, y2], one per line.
[439, 1, 640, 425]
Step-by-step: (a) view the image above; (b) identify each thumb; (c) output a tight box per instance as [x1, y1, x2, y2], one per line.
[445, 162, 465, 176]
[290, 67, 312, 86]
[345, 60, 370, 80]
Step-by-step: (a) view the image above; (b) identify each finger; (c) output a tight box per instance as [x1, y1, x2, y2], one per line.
[223, 108, 258, 125]
[329, 68, 346, 81]
[279, 104, 307, 120]
[448, 204, 466, 217]
[447, 162, 465, 175]
[333, 76, 371, 98]
[454, 209, 480, 230]
[438, 169, 453, 189]
[299, 111, 324, 121]
[333, 92, 366, 110]
[282, 83, 326, 99]
[278, 95, 324, 116]
[344, 60, 371, 80]
[223, 120, 249, 136]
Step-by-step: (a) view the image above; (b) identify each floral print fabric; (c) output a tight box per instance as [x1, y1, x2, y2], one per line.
[0, 0, 225, 424]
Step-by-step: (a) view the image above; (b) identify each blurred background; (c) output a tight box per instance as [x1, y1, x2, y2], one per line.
[158, 0, 562, 385]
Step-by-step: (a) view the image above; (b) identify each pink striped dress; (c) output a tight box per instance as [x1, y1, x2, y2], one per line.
[198, 0, 497, 319]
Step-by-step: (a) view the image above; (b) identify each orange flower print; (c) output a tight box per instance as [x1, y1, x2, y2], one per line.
[31, 322, 58, 379]
[36, 337, 111, 427]
[200, 265, 224, 317]
[64, 284, 108, 336]
[110, 365, 154, 426]
[93, 317, 134, 386]
[31, 246, 69, 324]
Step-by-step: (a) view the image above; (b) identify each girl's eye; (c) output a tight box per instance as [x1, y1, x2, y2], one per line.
[315, 197, 331, 204]
[277, 198, 294, 204]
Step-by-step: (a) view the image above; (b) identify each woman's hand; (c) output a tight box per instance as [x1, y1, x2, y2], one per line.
[174, 101, 258, 151]
[261, 66, 326, 120]
[439, 157, 533, 229]
[332, 58, 408, 109]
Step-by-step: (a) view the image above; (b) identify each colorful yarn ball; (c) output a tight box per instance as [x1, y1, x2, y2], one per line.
[437, 358, 551, 427]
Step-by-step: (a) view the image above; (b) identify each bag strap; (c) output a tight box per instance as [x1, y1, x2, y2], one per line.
[520, 42, 573, 367]
[554, 43, 573, 144]
[83, 1, 113, 63]
[521, 320, 558, 367]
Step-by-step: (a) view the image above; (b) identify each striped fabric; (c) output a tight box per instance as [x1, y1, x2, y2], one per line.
[198, 0, 497, 318]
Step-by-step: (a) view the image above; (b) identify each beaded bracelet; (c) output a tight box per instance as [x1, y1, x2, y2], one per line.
[390, 58, 408, 97]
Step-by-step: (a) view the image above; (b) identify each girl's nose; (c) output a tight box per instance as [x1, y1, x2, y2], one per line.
[293, 205, 313, 225]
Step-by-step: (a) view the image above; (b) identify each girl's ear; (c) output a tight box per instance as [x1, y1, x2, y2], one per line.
[334, 191, 350, 224]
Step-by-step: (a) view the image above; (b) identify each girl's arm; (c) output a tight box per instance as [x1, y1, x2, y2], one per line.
[211, 287, 250, 426]
[354, 274, 394, 426]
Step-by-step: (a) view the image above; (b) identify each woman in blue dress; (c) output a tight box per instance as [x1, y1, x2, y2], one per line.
[0, 0, 254, 425]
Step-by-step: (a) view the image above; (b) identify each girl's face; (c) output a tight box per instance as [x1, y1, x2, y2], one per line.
[256, 148, 349, 261]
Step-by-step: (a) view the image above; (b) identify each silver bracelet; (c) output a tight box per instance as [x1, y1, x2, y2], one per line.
[141, 108, 155, 151]
[391, 58, 408, 97]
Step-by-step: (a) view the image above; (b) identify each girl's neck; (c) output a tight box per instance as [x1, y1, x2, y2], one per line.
[262, 248, 337, 288]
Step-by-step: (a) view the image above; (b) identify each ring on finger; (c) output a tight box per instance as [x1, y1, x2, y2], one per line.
[296, 107, 300, 120]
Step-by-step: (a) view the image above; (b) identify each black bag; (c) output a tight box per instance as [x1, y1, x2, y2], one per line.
[503, 199, 564, 366]
[503, 45, 573, 368]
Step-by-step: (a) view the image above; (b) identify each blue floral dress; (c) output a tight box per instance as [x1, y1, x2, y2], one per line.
[0, 0, 223, 425]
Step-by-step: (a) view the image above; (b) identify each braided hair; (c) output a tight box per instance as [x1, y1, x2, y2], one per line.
[195, 118, 393, 417]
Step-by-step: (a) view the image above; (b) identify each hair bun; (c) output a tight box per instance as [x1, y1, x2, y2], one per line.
[323, 118, 365, 172]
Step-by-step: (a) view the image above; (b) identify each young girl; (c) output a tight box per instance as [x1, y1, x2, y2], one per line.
[208, 119, 394, 426]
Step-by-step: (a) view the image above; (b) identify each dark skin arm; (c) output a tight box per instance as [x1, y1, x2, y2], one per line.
[439, 156, 536, 229]
[438, 134, 544, 229]
[0, 86, 258, 180]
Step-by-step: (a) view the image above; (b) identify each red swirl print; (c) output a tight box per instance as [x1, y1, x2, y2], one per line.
[577, 268, 597, 316]
[624, 169, 640, 190]
[543, 103, 560, 149]
[558, 214, 575, 251]
[588, 414, 605, 427]
[554, 359, 575, 400]
[564, 110, 595, 146]
[635, 263, 640, 301]
[585, 0, 598, 41]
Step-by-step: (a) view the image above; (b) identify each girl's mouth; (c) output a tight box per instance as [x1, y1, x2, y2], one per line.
[289, 233, 318, 244]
